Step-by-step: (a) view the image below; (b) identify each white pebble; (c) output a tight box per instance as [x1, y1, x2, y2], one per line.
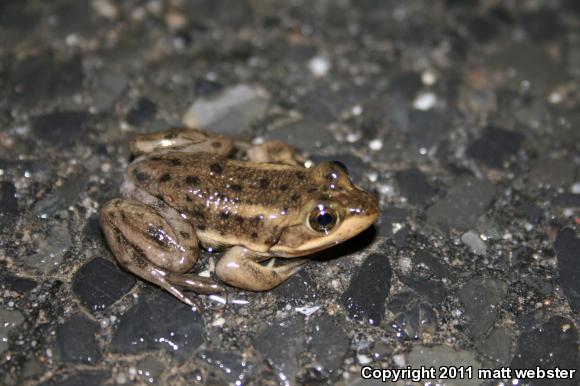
[308, 56, 331, 77]
[357, 354, 372, 365]
[571, 182, 580, 194]
[421, 70, 437, 85]
[392, 354, 406, 367]
[213, 317, 225, 327]
[413, 92, 437, 110]
[369, 139, 383, 151]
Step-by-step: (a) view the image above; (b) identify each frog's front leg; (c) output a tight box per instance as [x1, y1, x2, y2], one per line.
[130, 128, 234, 158]
[100, 198, 225, 307]
[215, 246, 306, 291]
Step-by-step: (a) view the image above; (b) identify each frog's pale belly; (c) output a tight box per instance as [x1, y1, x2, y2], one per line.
[100, 128, 379, 307]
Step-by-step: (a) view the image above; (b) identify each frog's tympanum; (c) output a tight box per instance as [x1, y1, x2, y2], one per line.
[100, 128, 379, 307]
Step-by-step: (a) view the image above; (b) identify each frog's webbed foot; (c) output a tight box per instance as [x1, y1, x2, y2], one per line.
[130, 128, 234, 158]
[246, 140, 306, 166]
[215, 246, 306, 291]
[100, 198, 224, 308]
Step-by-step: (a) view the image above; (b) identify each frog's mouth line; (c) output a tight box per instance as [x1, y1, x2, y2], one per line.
[270, 214, 378, 257]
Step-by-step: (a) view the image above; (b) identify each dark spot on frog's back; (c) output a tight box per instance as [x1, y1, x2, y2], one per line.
[185, 175, 199, 184]
[170, 158, 181, 166]
[230, 184, 242, 192]
[279, 184, 289, 190]
[259, 178, 269, 189]
[159, 173, 171, 182]
[296, 172, 306, 180]
[233, 215, 244, 224]
[210, 163, 223, 174]
[133, 170, 150, 182]
[220, 212, 230, 220]
[291, 193, 300, 202]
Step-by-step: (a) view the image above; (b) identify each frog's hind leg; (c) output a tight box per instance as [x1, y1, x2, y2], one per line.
[215, 246, 306, 291]
[100, 198, 225, 308]
[130, 128, 234, 158]
[245, 140, 306, 166]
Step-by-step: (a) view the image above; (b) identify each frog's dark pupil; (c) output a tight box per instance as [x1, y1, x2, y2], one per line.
[317, 212, 334, 228]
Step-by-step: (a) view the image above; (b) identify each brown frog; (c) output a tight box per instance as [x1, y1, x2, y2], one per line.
[100, 128, 379, 307]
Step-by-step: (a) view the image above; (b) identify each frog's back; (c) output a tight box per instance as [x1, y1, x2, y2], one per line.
[127, 152, 314, 246]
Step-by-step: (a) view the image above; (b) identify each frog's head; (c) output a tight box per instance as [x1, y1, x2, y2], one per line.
[271, 161, 380, 257]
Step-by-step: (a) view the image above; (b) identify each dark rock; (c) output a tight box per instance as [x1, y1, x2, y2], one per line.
[0, 181, 18, 227]
[466, 126, 524, 168]
[30, 111, 90, 148]
[554, 228, 580, 313]
[521, 9, 563, 41]
[475, 327, 512, 364]
[340, 253, 392, 325]
[51, 0, 94, 38]
[515, 199, 543, 223]
[253, 317, 305, 383]
[126, 98, 157, 126]
[394, 169, 436, 205]
[388, 72, 423, 100]
[194, 78, 222, 97]
[458, 277, 508, 337]
[308, 314, 350, 374]
[426, 176, 496, 232]
[0, 1, 40, 31]
[0, 309, 25, 354]
[465, 16, 497, 43]
[2, 275, 37, 293]
[110, 290, 203, 360]
[72, 258, 136, 313]
[55, 314, 101, 364]
[38, 370, 109, 386]
[199, 350, 255, 385]
[7, 54, 83, 107]
[407, 110, 449, 153]
[92, 71, 128, 111]
[511, 316, 579, 386]
[529, 158, 576, 188]
[413, 250, 455, 280]
[552, 193, 580, 207]
[265, 119, 334, 152]
[398, 275, 449, 304]
[273, 270, 317, 302]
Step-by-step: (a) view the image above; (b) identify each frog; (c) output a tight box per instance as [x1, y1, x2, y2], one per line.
[100, 128, 379, 307]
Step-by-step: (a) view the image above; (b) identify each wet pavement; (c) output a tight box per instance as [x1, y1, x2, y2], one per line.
[0, 1, 579, 385]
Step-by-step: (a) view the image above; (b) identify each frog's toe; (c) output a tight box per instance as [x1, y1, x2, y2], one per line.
[167, 273, 226, 294]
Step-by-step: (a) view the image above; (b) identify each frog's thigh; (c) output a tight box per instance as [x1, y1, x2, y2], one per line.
[130, 128, 234, 157]
[215, 246, 306, 291]
[246, 140, 305, 166]
[100, 198, 222, 306]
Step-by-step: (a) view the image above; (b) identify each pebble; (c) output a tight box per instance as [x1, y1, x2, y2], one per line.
[0, 309, 25, 354]
[457, 277, 508, 337]
[54, 313, 101, 364]
[511, 316, 578, 386]
[461, 231, 487, 255]
[528, 158, 576, 188]
[0, 181, 18, 228]
[466, 126, 524, 168]
[264, 119, 334, 152]
[554, 228, 580, 313]
[413, 91, 437, 110]
[407, 345, 482, 386]
[308, 55, 331, 77]
[309, 314, 350, 374]
[253, 317, 305, 384]
[183, 84, 270, 135]
[30, 111, 90, 148]
[109, 290, 203, 361]
[21, 222, 72, 273]
[72, 257, 136, 313]
[394, 169, 436, 205]
[426, 176, 496, 232]
[92, 71, 128, 111]
[340, 253, 392, 325]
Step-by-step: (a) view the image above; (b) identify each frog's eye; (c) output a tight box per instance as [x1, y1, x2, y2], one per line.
[307, 204, 339, 233]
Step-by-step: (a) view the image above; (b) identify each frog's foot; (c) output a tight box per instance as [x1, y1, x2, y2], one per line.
[130, 128, 234, 158]
[215, 246, 306, 291]
[246, 140, 306, 166]
[100, 198, 223, 308]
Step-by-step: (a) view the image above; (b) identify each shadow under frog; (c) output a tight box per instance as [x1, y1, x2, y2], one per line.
[100, 128, 379, 307]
